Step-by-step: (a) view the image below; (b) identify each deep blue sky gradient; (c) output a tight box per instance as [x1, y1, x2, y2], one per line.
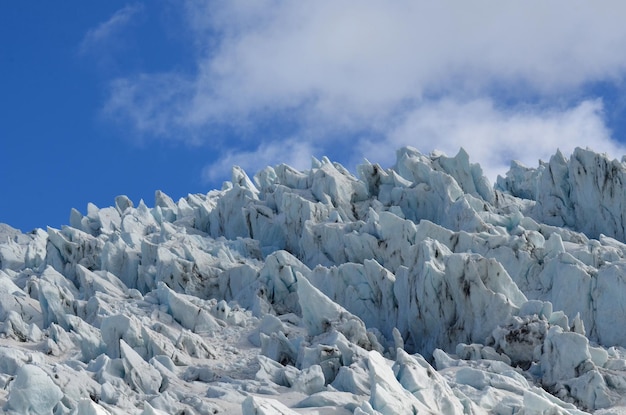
[1, 3, 218, 231]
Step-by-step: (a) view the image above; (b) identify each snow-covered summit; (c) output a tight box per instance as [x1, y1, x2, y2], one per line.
[1, 147, 626, 414]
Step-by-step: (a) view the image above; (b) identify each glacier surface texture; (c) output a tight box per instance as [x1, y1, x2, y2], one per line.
[2, 147, 626, 414]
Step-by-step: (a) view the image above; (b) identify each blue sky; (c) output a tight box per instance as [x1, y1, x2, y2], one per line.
[3, 1, 626, 232]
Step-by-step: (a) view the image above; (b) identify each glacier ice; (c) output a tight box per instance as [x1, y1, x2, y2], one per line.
[3, 147, 626, 413]
[6, 364, 63, 415]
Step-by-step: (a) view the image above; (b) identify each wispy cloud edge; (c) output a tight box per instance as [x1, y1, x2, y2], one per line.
[101, 1, 626, 185]
[79, 3, 144, 55]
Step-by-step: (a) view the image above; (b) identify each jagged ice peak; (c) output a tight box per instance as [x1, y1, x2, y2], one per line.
[1, 146, 626, 414]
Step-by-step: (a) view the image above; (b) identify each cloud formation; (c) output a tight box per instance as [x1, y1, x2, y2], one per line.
[103, 0, 626, 182]
[360, 98, 623, 181]
[201, 139, 315, 184]
[80, 4, 143, 56]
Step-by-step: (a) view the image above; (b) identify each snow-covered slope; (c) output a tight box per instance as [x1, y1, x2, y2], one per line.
[2, 147, 626, 414]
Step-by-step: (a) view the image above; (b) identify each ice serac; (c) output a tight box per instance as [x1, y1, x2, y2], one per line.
[5, 364, 63, 415]
[0, 224, 48, 271]
[368, 350, 432, 414]
[241, 396, 299, 415]
[297, 271, 374, 350]
[5, 146, 626, 414]
[394, 239, 525, 358]
[156, 282, 221, 335]
[393, 349, 465, 414]
[76, 399, 113, 415]
[120, 339, 163, 395]
[498, 147, 626, 242]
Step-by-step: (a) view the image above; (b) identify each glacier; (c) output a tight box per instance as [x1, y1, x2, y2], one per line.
[1, 147, 626, 414]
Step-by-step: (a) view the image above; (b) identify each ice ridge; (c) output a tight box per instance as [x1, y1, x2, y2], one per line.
[0, 147, 626, 413]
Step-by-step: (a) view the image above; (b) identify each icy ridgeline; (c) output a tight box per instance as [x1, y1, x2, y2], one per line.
[2, 148, 626, 414]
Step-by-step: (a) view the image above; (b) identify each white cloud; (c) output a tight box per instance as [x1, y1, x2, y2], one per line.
[162, 0, 626, 122]
[358, 98, 626, 182]
[102, 1, 626, 182]
[201, 139, 315, 183]
[80, 4, 143, 55]
[104, 73, 196, 140]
